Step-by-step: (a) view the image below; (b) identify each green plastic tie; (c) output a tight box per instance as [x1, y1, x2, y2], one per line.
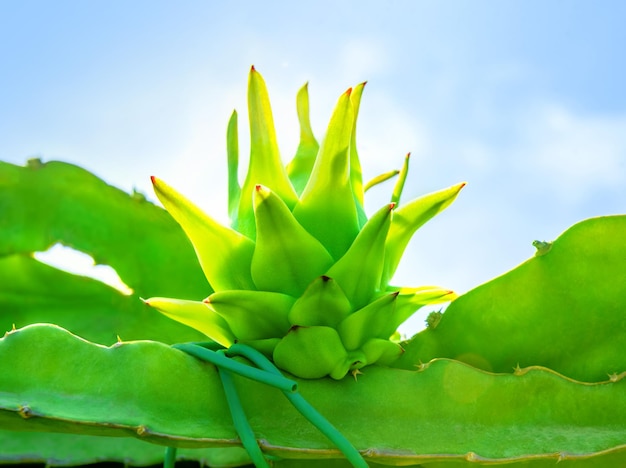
[168, 342, 367, 468]
[163, 446, 177, 468]
[218, 364, 270, 467]
[173, 343, 297, 392]
[227, 343, 369, 468]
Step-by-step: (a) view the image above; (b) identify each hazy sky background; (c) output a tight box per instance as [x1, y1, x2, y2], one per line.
[2, 1, 625, 333]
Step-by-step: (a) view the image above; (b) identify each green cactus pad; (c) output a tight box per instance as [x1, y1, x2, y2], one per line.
[399, 215, 626, 383]
[2, 324, 625, 466]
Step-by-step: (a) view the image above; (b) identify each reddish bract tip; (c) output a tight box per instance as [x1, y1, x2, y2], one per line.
[150, 176, 156, 184]
[389, 202, 397, 210]
[202, 297, 211, 304]
[344, 87, 353, 97]
[255, 184, 263, 191]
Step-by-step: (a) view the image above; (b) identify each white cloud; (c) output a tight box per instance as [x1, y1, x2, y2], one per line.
[379, 99, 626, 340]
[515, 104, 626, 203]
[337, 39, 390, 81]
[359, 96, 430, 184]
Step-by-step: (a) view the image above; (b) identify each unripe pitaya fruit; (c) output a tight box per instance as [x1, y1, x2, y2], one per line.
[145, 67, 464, 379]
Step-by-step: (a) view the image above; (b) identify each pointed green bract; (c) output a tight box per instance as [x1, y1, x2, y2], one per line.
[349, 82, 366, 209]
[362, 338, 404, 366]
[326, 203, 393, 310]
[236, 67, 299, 239]
[350, 84, 369, 230]
[391, 153, 410, 205]
[148, 68, 463, 378]
[337, 293, 398, 350]
[251, 185, 334, 297]
[391, 287, 456, 332]
[364, 169, 400, 192]
[286, 83, 320, 195]
[288, 276, 352, 328]
[143, 297, 235, 347]
[151, 177, 256, 291]
[382, 182, 466, 287]
[294, 89, 360, 260]
[206, 290, 294, 341]
[226, 110, 240, 220]
[273, 326, 349, 379]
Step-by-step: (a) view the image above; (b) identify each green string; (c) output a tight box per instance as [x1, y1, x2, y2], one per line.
[227, 344, 369, 468]
[163, 446, 177, 468]
[218, 364, 270, 467]
[173, 343, 297, 392]
[167, 342, 368, 468]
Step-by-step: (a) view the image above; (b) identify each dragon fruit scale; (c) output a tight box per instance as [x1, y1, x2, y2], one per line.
[145, 66, 464, 380]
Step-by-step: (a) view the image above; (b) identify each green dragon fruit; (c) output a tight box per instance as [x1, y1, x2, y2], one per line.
[145, 67, 464, 380]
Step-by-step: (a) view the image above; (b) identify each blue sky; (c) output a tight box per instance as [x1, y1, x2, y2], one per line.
[2, 1, 625, 332]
